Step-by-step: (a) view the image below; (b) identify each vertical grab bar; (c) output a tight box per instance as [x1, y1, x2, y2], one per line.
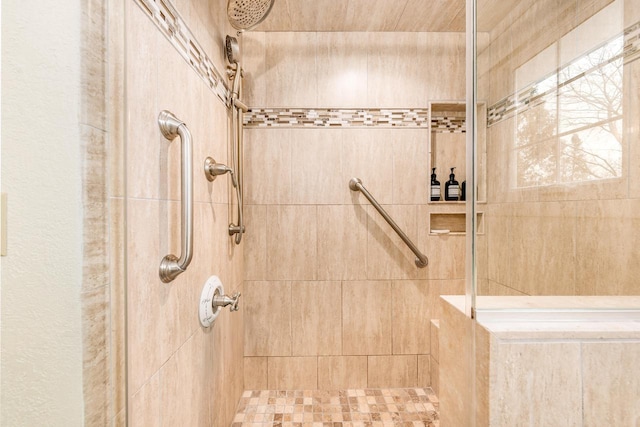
[158, 110, 194, 283]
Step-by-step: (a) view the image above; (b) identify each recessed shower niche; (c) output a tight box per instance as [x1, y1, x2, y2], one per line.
[428, 101, 486, 234]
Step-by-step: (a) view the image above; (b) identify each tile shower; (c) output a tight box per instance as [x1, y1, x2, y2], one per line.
[121, 0, 466, 422]
[106, 0, 640, 425]
[241, 31, 466, 392]
[4, 0, 639, 424]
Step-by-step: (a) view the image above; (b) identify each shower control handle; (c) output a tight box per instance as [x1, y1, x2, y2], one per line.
[213, 291, 241, 312]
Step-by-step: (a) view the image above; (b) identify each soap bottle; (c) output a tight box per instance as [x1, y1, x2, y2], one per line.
[460, 181, 466, 201]
[430, 168, 441, 201]
[445, 167, 460, 201]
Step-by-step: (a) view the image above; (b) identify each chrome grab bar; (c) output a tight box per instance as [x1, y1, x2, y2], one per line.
[159, 111, 194, 283]
[349, 178, 428, 268]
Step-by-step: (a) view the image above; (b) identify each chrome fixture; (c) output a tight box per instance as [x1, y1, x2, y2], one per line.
[224, 0, 274, 243]
[204, 157, 234, 182]
[213, 291, 241, 312]
[349, 178, 428, 268]
[199, 275, 241, 328]
[225, 35, 242, 105]
[225, 35, 248, 244]
[226, 0, 275, 32]
[159, 111, 194, 282]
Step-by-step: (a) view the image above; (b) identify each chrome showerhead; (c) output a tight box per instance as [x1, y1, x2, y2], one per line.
[226, 0, 275, 31]
[225, 35, 240, 64]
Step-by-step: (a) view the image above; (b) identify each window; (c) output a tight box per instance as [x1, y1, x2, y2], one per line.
[514, 34, 623, 188]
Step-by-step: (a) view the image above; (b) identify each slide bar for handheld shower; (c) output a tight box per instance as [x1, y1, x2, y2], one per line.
[349, 178, 428, 268]
[159, 110, 194, 282]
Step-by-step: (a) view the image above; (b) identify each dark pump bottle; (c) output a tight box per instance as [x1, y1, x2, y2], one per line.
[445, 167, 460, 201]
[430, 168, 441, 201]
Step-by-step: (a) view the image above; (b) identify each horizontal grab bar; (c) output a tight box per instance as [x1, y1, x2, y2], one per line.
[159, 111, 194, 283]
[349, 178, 428, 268]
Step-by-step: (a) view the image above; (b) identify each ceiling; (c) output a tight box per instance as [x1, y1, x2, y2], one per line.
[251, 0, 519, 32]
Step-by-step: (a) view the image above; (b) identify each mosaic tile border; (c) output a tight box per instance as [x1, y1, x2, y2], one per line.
[233, 388, 439, 427]
[430, 115, 466, 133]
[245, 108, 467, 131]
[244, 108, 431, 128]
[134, 0, 229, 104]
[487, 19, 640, 127]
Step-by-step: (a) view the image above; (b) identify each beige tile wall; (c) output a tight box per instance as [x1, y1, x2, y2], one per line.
[441, 296, 640, 427]
[125, 1, 243, 426]
[581, 341, 640, 425]
[242, 32, 466, 389]
[478, 0, 640, 298]
[243, 32, 465, 109]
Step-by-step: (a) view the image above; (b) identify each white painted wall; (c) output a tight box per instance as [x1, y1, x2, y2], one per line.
[1, 0, 84, 425]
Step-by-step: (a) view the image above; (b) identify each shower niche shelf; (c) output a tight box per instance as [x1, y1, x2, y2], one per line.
[428, 101, 486, 204]
[429, 212, 484, 235]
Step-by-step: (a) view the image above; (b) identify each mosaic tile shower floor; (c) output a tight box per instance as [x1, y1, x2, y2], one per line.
[232, 388, 439, 427]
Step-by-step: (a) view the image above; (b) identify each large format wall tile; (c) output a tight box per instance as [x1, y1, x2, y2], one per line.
[485, 207, 512, 287]
[367, 33, 421, 107]
[417, 32, 465, 101]
[244, 357, 268, 390]
[291, 281, 342, 356]
[316, 32, 368, 107]
[156, 37, 199, 203]
[242, 32, 267, 107]
[243, 205, 267, 280]
[127, 198, 168, 392]
[391, 130, 430, 205]
[491, 341, 582, 426]
[342, 129, 394, 205]
[159, 334, 209, 427]
[367, 355, 418, 388]
[316, 204, 368, 281]
[391, 280, 433, 355]
[582, 341, 640, 426]
[575, 199, 640, 296]
[417, 355, 431, 387]
[267, 357, 318, 390]
[265, 205, 318, 280]
[243, 281, 292, 356]
[290, 129, 345, 205]
[244, 129, 292, 205]
[129, 373, 160, 427]
[265, 32, 318, 107]
[508, 202, 576, 295]
[342, 281, 392, 355]
[126, 7, 159, 200]
[317, 356, 368, 389]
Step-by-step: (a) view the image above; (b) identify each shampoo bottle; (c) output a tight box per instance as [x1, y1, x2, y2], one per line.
[460, 180, 466, 201]
[445, 167, 460, 201]
[430, 168, 441, 201]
